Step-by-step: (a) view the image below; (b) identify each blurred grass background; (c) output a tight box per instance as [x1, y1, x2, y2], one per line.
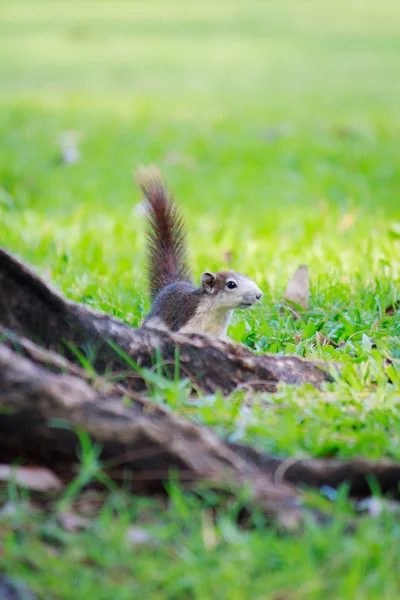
[1, 0, 400, 331]
[2, 2, 400, 599]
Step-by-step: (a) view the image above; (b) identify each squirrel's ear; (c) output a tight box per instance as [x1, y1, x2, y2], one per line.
[201, 271, 217, 293]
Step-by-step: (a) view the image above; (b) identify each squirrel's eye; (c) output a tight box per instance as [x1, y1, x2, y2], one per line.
[226, 281, 237, 290]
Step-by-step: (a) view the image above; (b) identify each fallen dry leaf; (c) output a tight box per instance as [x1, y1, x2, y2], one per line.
[315, 331, 344, 349]
[385, 301, 400, 316]
[283, 265, 309, 314]
[0, 465, 63, 492]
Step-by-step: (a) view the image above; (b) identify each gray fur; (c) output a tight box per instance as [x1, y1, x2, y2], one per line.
[143, 282, 202, 332]
[143, 272, 262, 338]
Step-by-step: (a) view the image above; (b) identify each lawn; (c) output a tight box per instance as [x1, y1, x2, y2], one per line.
[1, 1, 400, 598]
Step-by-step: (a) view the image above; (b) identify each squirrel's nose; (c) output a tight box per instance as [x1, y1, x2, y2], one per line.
[256, 292, 262, 300]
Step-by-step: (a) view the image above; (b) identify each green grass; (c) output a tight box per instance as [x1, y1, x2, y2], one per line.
[1, 1, 400, 598]
[3, 483, 400, 600]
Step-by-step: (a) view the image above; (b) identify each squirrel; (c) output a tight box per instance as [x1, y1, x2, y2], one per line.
[136, 166, 263, 339]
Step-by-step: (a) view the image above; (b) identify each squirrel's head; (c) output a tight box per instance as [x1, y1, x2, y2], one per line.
[200, 271, 263, 310]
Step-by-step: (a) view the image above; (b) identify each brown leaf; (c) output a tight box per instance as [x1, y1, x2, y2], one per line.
[283, 265, 309, 313]
[223, 251, 233, 265]
[315, 332, 342, 348]
[385, 301, 400, 316]
[0, 465, 63, 492]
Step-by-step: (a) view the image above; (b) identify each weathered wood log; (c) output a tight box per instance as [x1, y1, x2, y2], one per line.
[0, 343, 303, 527]
[1, 332, 400, 521]
[1, 326, 90, 379]
[0, 248, 334, 394]
[232, 444, 400, 499]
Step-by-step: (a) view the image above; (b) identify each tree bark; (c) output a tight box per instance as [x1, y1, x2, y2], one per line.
[0, 335, 400, 526]
[232, 444, 400, 499]
[0, 343, 302, 527]
[3, 248, 399, 524]
[0, 248, 333, 394]
[1, 330, 400, 525]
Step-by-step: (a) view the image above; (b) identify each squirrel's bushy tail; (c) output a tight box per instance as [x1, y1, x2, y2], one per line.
[135, 165, 191, 300]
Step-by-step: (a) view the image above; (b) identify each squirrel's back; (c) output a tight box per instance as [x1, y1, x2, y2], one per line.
[144, 281, 200, 332]
[135, 165, 191, 301]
